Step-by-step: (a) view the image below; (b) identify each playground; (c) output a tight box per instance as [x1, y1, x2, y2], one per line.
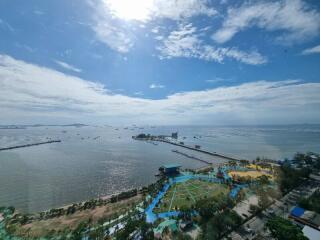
[154, 179, 229, 213]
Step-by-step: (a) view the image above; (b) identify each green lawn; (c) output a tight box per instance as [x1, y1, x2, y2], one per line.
[154, 179, 229, 213]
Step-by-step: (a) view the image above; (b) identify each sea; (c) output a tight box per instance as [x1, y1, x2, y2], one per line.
[0, 125, 319, 213]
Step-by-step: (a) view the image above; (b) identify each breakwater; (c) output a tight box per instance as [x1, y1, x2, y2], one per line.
[0, 140, 61, 151]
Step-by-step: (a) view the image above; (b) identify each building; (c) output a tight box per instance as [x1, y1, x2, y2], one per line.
[153, 219, 178, 238]
[159, 164, 181, 176]
[302, 225, 320, 240]
[290, 206, 320, 230]
[179, 220, 193, 231]
[171, 132, 178, 139]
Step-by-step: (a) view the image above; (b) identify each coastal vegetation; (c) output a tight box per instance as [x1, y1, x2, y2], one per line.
[114, 217, 154, 240]
[198, 208, 242, 240]
[293, 152, 320, 170]
[277, 162, 311, 193]
[1, 190, 142, 239]
[266, 216, 308, 240]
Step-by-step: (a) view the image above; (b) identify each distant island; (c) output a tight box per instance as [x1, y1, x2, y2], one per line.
[0, 123, 88, 129]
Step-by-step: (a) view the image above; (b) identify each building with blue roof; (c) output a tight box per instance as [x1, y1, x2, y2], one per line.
[159, 164, 181, 176]
[291, 206, 305, 218]
[290, 206, 320, 230]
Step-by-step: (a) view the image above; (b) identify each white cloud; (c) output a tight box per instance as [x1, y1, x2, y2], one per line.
[15, 43, 35, 53]
[33, 10, 45, 15]
[212, 0, 320, 44]
[102, 0, 216, 21]
[154, 35, 164, 41]
[302, 45, 320, 55]
[0, 18, 15, 32]
[0, 55, 148, 120]
[1, 55, 320, 125]
[152, 0, 216, 20]
[88, 0, 216, 53]
[150, 84, 165, 89]
[151, 27, 159, 34]
[157, 23, 267, 65]
[134, 91, 144, 96]
[92, 16, 133, 53]
[54, 60, 82, 73]
[88, 0, 134, 53]
[206, 77, 227, 83]
[157, 23, 200, 58]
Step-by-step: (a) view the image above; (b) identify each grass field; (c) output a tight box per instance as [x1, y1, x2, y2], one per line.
[154, 179, 229, 213]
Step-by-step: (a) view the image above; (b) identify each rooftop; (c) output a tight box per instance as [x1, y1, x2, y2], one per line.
[303, 225, 320, 240]
[291, 206, 305, 218]
[162, 164, 182, 169]
[154, 219, 177, 235]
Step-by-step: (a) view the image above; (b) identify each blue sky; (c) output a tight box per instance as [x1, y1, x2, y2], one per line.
[0, 0, 320, 125]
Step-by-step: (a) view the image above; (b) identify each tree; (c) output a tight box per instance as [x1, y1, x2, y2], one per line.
[228, 160, 237, 168]
[257, 175, 270, 185]
[89, 226, 105, 240]
[172, 231, 192, 240]
[140, 221, 154, 240]
[236, 189, 246, 203]
[278, 165, 311, 193]
[199, 209, 241, 240]
[179, 205, 192, 221]
[257, 190, 272, 209]
[267, 217, 308, 240]
[240, 159, 249, 167]
[71, 221, 87, 240]
[298, 189, 320, 214]
[67, 205, 76, 215]
[249, 204, 260, 215]
[194, 198, 216, 220]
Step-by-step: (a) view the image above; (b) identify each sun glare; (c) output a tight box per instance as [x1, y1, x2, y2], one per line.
[105, 0, 155, 21]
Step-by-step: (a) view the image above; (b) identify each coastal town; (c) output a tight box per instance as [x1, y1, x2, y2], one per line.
[2, 0, 320, 239]
[1, 133, 320, 240]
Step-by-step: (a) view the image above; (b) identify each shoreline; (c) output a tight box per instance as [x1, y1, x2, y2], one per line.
[17, 187, 141, 215]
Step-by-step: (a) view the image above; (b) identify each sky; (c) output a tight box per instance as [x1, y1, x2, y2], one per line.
[0, 0, 320, 125]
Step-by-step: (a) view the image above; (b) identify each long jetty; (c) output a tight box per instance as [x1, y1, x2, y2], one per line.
[155, 139, 242, 161]
[0, 140, 61, 151]
[171, 149, 211, 165]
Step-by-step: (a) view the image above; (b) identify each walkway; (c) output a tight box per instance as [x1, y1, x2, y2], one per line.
[168, 187, 177, 211]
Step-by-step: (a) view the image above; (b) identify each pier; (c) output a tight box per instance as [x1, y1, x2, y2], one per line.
[155, 139, 242, 161]
[171, 149, 212, 165]
[0, 140, 61, 151]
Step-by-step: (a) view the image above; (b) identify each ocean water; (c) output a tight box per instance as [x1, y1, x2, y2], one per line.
[0, 125, 319, 213]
